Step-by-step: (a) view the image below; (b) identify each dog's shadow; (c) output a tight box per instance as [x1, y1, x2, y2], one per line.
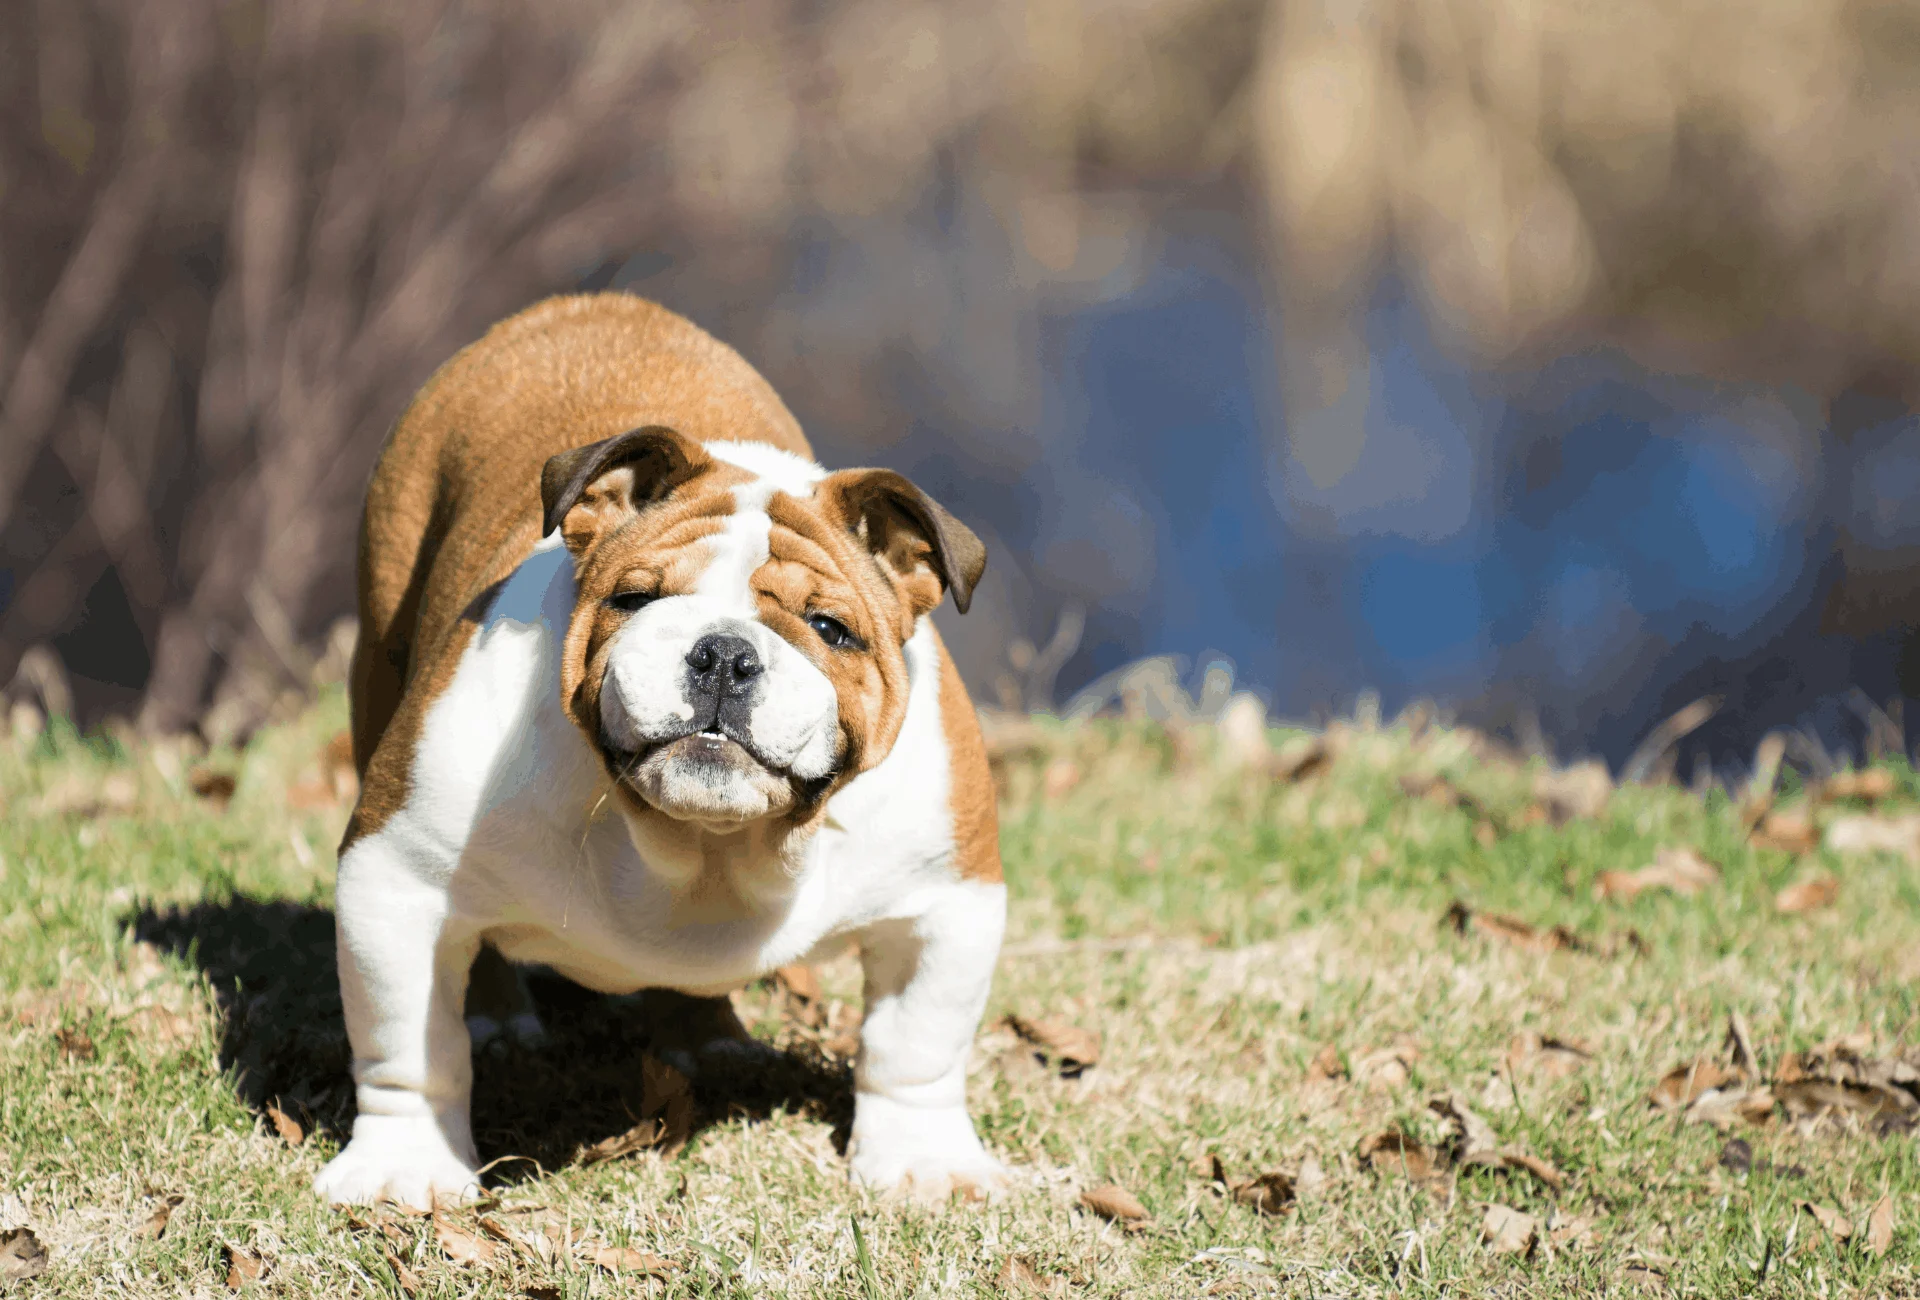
[129, 897, 852, 1183]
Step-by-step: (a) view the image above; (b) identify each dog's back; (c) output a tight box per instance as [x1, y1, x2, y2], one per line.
[349, 294, 810, 777]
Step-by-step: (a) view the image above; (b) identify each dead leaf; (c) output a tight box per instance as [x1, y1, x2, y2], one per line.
[435, 1217, 497, 1265]
[1295, 1154, 1327, 1197]
[1498, 1150, 1567, 1191]
[1, 1227, 49, 1282]
[55, 1025, 94, 1060]
[1041, 758, 1081, 799]
[1505, 1031, 1591, 1078]
[1547, 1208, 1597, 1250]
[999, 1254, 1064, 1294]
[590, 1245, 674, 1275]
[1533, 761, 1612, 823]
[1004, 1014, 1101, 1076]
[523, 1288, 564, 1300]
[1305, 1042, 1345, 1083]
[1431, 1093, 1499, 1163]
[1079, 1184, 1150, 1224]
[1595, 847, 1721, 901]
[1753, 811, 1818, 855]
[1774, 875, 1840, 914]
[1482, 1203, 1538, 1256]
[189, 766, 237, 809]
[772, 963, 825, 1028]
[384, 1250, 421, 1296]
[265, 1101, 305, 1146]
[1229, 1173, 1296, 1216]
[1725, 1010, 1759, 1077]
[1776, 1078, 1917, 1131]
[1445, 902, 1583, 954]
[1355, 1040, 1417, 1092]
[1798, 1201, 1853, 1242]
[1824, 812, 1920, 861]
[225, 1245, 265, 1288]
[1650, 1060, 1739, 1110]
[138, 1194, 184, 1240]
[1357, 1131, 1441, 1182]
[1818, 768, 1896, 802]
[1620, 1260, 1668, 1292]
[1866, 1195, 1894, 1257]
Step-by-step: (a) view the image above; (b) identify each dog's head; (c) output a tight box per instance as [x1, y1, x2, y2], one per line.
[541, 426, 984, 832]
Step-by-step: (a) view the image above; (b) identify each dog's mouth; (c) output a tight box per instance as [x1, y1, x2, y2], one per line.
[598, 721, 837, 823]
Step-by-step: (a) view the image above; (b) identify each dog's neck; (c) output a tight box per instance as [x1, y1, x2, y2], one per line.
[614, 802, 820, 923]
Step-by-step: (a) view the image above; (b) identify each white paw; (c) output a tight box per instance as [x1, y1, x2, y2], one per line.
[846, 1092, 1010, 1203]
[312, 1114, 482, 1210]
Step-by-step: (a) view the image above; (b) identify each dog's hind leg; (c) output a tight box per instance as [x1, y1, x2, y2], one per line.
[463, 944, 546, 1052]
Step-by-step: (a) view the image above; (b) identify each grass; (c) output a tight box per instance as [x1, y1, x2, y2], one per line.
[2, 692, 1918, 1296]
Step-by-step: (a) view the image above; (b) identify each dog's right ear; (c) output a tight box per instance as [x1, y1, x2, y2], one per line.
[540, 426, 709, 555]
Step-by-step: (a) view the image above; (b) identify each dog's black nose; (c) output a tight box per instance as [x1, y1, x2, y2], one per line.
[686, 633, 763, 695]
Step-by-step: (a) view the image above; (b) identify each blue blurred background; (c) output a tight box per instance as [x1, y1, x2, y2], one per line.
[6, 0, 1920, 774]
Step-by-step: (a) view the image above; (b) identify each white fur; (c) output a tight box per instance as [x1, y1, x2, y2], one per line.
[316, 446, 1007, 1208]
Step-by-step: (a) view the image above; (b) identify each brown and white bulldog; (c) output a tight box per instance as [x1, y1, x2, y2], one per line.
[314, 293, 1007, 1208]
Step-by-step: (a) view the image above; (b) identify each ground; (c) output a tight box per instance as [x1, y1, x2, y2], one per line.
[2, 691, 1918, 1297]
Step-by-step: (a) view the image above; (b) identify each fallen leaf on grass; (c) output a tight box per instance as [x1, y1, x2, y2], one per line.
[1595, 847, 1721, 901]
[1229, 1173, 1296, 1216]
[1717, 1137, 1754, 1173]
[1752, 811, 1818, 855]
[138, 1194, 184, 1240]
[590, 1245, 674, 1275]
[1547, 1209, 1598, 1250]
[1357, 1131, 1441, 1183]
[1686, 1086, 1775, 1130]
[1818, 768, 1896, 802]
[265, 1101, 304, 1146]
[224, 1245, 264, 1288]
[435, 1217, 497, 1265]
[1775, 1078, 1917, 1133]
[1774, 875, 1839, 914]
[1725, 1010, 1760, 1077]
[1619, 1260, 1668, 1291]
[1650, 1060, 1739, 1109]
[1482, 1203, 1538, 1256]
[1003, 1014, 1100, 1077]
[383, 1250, 421, 1296]
[1505, 1031, 1592, 1078]
[1798, 1201, 1852, 1242]
[1533, 761, 1612, 823]
[55, 1025, 94, 1060]
[1079, 1184, 1150, 1225]
[1825, 812, 1920, 861]
[1000, 1254, 1065, 1294]
[189, 766, 237, 810]
[1444, 902, 1584, 955]
[1, 1227, 49, 1282]
[522, 1288, 563, 1300]
[1355, 1040, 1418, 1091]
[1305, 1042, 1346, 1083]
[1432, 1094, 1566, 1189]
[1866, 1195, 1894, 1257]
[1498, 1150, 1567, 1191]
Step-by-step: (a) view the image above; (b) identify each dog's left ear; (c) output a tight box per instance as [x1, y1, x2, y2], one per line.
[540, 426, 709, 555]
[819, 469, 987, 616]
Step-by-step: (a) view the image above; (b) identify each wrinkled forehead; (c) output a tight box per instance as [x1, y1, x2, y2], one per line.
[687, 441, 830, 602]
[574, 439, 831, 595]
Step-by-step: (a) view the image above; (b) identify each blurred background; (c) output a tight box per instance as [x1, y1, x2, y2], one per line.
[7, 0, 1920, 777]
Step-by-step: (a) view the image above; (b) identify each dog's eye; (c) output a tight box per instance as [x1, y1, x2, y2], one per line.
[605, 590, 658, 614]
[807, 613, 860, 649]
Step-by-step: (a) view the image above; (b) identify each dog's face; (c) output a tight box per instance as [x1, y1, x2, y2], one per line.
[542, 428, 984, 833]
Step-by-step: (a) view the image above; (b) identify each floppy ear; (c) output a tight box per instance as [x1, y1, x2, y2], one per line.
[540, 426, 708, 554]
[821, 469, 987, 615]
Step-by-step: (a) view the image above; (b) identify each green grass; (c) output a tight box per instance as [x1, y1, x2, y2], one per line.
[2, 695, 1918, 1296]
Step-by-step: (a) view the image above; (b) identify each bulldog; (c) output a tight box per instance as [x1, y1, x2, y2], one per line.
[313, 293, 1007, 1208]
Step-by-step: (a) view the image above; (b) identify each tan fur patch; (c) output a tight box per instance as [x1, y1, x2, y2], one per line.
[345, 293, 810, 848]
[937, 630, 1003, 882]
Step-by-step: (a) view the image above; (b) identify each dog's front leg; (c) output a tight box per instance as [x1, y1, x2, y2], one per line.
[846, 881, 1009, 1200]
[313, 836, 483, 1209]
